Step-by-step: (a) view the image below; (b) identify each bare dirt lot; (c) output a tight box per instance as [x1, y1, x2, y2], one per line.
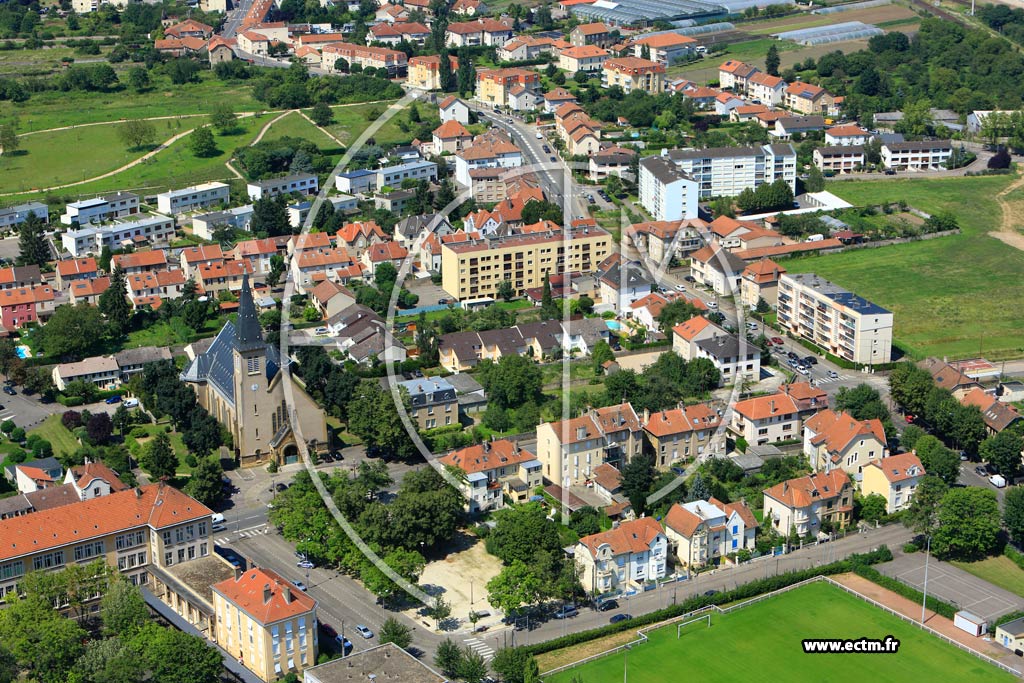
[404, 534, 505, 629]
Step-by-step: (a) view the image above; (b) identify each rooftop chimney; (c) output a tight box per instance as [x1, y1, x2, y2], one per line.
[769, 400, 775, 414]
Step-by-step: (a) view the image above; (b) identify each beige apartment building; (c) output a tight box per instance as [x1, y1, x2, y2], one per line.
[407, 54, 459, 90]
[803, 409, 888, 478]
[642, 403, 725, 468]
[777, 272, 893, 365]
[212, 567, 318, 682]
[437, 439, 542, 512]
[602, 57, 665, 94]
[536, 403, 643, 485]
[440, 226, 613, 301]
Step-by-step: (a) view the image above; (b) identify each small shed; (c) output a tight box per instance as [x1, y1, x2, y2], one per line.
[996, 616, 1024, 655]
[953, 611, 987, 637]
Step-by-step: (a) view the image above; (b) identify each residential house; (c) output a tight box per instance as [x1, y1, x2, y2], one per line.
[664, 497, 758, 569]
[643, 403, 725, 468]
[191, 205, 254, 240]
[54, 257, 98, 290]
[589, 145, 636, 181]
[825, 125, 869, 146]
[375, 160, 437, 188]
[596, 255, 654, 311]
[746, 72, 786, 105]
[246, 173, 319, 201]
[960, 387, 1023, 435]
[731, 391, 807, 447]
[498, 36, 567, 62]
[180, 244, 225, 279]
[68, 277, 111, 306]
[113, 346, 173, 380]
[375, 2, 409, 22]
[543, 87, 578, 113]
[773, 115, 826, 139]
[126, 269, 187, 309]
[0, 202, 48, 231]
[783, 82, 836, 116]
[432, 120, 473, 154]
[326, 304, 406, 364]
[236, 30, 272, 55]
[575, 517, 667, 595]
[52, 355, 121, 391]
[445, 18, 513, 47]
[289, 231, 334, 256]
[64, 461, 130, 501]
[0, 265, 41, 291]
[207, 36, 237, 64]
[714, 92, 745, 117]
[762, 470, 853, 537]
[881, 140, 952, 171]
[536, 403, 644, 485]
[693, 332, 761, 386]
[195, 259, 252, 297]
[803, 409, 888, 478]
[113, 250, 168, 275]
[689, 245, 746, 296]
[452, 0, 487, 14]
[861, 452, 925, 514]
[290, 248, 360, 294]
[570, 22, 613, 48]
[919, 357, 981, 399]
[671, 316, 722, 360]
[0, 285, 55, 329]
[718, 60, 758, 90]
[602, 57, 664, 94]
[361, 242, 409, 277]
[309, 279, 355, 319]
[395, 377, 458, 430]
[559, 44, 609, 72]
[739, 258, 785, 309]
[437, 439, 542, 512]
[439, 95, 471, 124]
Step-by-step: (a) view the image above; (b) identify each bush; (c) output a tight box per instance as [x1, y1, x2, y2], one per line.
[10, 427, 25, 443]
[61, 410, 82, 430]
[902, 542, 919, 554]
[58, 395, 84, 407]
[129, 426, 148, 438]
[185, 454, 198, 468]
[852, 565, 956, 619]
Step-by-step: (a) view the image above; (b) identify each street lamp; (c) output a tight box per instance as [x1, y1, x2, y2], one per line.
[921, 535, 932, 624]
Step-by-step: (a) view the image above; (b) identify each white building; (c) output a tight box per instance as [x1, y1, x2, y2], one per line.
[638, 155, 698, 221]
[777, 272, 893, 365]
[665, 144, 796, 199]
[763, 470, 853, 538]
[246, 173, 319, 200]
[693, 332, 761, 386]
[60, 192, 139, 225]
[61, 215, 176, 257]
[375, 160, 438, 188]
[454, 135, 523, 187]
[0, 202, 49, 230]
[664, 498, 758, 569]
[576, 517, 667, 595]
[881, 140, 952, 171]
[156, 182, 230, 215]
[52, 355, 121, 391]
[813, 146, 865, 174]
[436, 439, 542, 513]
[192, 205, 254, 241]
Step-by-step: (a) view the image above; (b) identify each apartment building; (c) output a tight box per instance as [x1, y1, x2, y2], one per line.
[62, 215, 176, 257]
[559, 44, 609, 72]
[569, 22, 613, 48]
[638, 156, 698, 221]
[445, 18, 513, 47]
[320, 42, 408, 75]
[407, 54, 459, 90]
[395, 377, 458, 430]
[454, 130, 524, 188]
[376, 160, 438, 188]
[730, 383, 828, 447]
[212, 568, 318, 682]
[247, 173, 319, 201]
[718, 59, 758, 91]
[475, 67, 540, 107]
[643, 403, 725, 468]
[440, 225, 612, 301]
[630, 32, 696, 66]
[762, 470, 853, 537]
[156, 182, 230, 215]
[536, 403, 643, 485]
[740, 258, 785, 310]
[192, 205, 254, 240]
[803, 409, 888, 478]
[0, 483, 214, 603]
[60, 191, 139, 225]
[665, 144, 797, 199]
[602, 57, 665, 94]
[664, 497, 758, 569]
[0, 202, 48, 230]
[576, 517, 667, 595]
[54, 257, 98, 290]
[437, 439, 542, 512]
[813, 145, 865, 173]
[881, 140, 953, 171]
[745, 72, 786, 105]
[861, 453, 925, 514]
[777, 272, 893, 365]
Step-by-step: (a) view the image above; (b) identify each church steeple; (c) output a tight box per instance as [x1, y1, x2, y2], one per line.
[234, 273, 264, 353]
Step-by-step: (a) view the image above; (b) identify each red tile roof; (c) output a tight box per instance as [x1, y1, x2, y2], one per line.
[437, 439, 537, 475]
[213, 567, 317, 626]
[865, 452, 924, 483]
[763, 470, 850, 509]
[578, 516, 663, 558]
[56, 258, 97, 277]
[113, 250, 168, 270]
[181, 244, 225, 263]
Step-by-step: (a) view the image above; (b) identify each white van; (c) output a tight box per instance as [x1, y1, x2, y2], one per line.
[805, 234, 824, 242]
[211, 513, 226, 531]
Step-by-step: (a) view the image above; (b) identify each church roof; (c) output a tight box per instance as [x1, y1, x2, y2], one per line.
[180, 318, 280, 408]
[235, 273, 265, 354]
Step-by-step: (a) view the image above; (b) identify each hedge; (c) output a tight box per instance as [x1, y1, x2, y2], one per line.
[786, 333, 903, 371]
[524, 546, 893, 656]
[1005, 545, 1024, 572]
[992, 610, 1024, 634]
[852, 565, 957, 619]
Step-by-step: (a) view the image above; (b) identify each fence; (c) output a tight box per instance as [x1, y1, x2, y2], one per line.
[540, 575, 1021, 679]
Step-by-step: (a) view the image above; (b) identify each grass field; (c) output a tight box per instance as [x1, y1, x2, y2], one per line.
[545, 582, 1015, 683]
[125, 423, 194, 475]
[322, 101, 434, 149]
[262, 111, 344, 161]
[28, 414, 81, 458]
[952, 555, 1024, 599]
[784, 174, 1024, 360]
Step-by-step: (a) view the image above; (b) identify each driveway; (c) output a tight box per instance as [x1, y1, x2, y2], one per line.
[878, 553, 1024, 624]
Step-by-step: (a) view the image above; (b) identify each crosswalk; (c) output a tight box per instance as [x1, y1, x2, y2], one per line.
[215, 526, 270, 545]
[464, 637, 495, 662]
[0, 411, 17, 425]
[813, 373, 853, 385]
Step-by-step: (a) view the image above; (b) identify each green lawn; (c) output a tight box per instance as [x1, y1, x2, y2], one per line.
[125, 423, 193, 475]
[125, 312, 235, 350]
[952, 555, 1024, 599]
[546, 582, 1016, 683]
[264, 110, 343, 152]
[784, 174, 1024, 360]
[322, 101, 434, 149]
[28, 414, 81, 458]
[0, 72, 264, 133]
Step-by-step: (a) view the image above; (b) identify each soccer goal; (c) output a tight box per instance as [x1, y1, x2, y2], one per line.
[676, 613, 712, 638]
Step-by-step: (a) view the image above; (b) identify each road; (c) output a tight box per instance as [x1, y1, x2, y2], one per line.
[222, 0, 253, 38]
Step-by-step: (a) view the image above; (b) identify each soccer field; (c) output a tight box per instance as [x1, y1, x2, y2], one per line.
[544, 582, 1016, 683]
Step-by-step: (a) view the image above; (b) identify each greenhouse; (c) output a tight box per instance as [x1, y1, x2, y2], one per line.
[773, 20, 884, 45]
[570, 0, 725, 27]
[672, 21, 736, 35]
[812, 0, 892, 15]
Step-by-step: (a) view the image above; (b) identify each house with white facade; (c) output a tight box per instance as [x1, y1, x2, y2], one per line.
[436, 439, 542, 513]
[576, 517, 667, 595]
[664, 497, 758, 569]
[156, 182, 230, 215]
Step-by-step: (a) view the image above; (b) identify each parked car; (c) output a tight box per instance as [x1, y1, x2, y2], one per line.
[553, 605, 579, 619]
[294, 580, 307, 591]
[3, 386, 15, 396]
[438, 298, 450, 305]
[975, 465, 988, 477]
[355, 625, 374, 639]
[536, 132, 544, 139]
[314, 327, 328, 336]
[787, 351, 799, 360]
[598, 599, 619, 612]
[706, 301, 718, 309]
[542, 145, 551, 153]
[704, 589, 720, 597]
[105, 395, 122, 404]
[826, 370, 839, 379]
[770, 337, 784, 346]
[675, 284, 686, 292]
[297, 559, 315, 569]
[335, 635, 353, 654]
[684, 275, 696, 283]
[609, 613, 633, 624]
[884, 169, 896, 175]
[123, 398, 139, 407]
[804, 357, 818, 365]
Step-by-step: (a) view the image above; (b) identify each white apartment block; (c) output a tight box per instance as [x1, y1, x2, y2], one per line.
[61, 215, 176, 257]
[881, 141, 952, 171]
[813, 146, 865, 173]
[156, 182, 230, 215]
[247, 173, 319, 201]
[375, 160, 438, 189]
[60, 192, 140, 225]
[665, 144, 796, 199]
[638, 156, 698, 221]
[0, 202, 48, 230]
[777, 272, 893, 365]
[576, 517, 667, 595]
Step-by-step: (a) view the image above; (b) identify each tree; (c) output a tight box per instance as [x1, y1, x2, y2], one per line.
[457, 647, 489, 683]
[101, 578, 149, 638]
[99, 266, 132, 333]
[435, 639, 462, 678]
[932, 486, 1001, 560]
[859, 493, 887, 523]
[457, 47, 475, 95]
[39, 304, 107, 360]
[140, 431, 177, 480]
[621, 453, 655, 514]
[903, 475, 947, 535]
[184, 457, 225, 506]
[378, 617, 413, 649]
[426, 596, 452, 628]
[989, 146, 1012, 169]
[310, 101, 334, 126]
[130, 623, 223, 683]
[686, 472, 712, 502]
[117, 119, 156, 150]
[209, 103, 237, 134]
[86, 412, 113, 445]
[833, 384, 888, 422]
[73, 636, 144, 683]
[805, 164, 825, 192]
[189, 126, 218, 158]
[591, 340, 615, 372]
[497, 279, 515, 302]
[491, 648, 539, 683]
[568, 506, 602, 537]
[487, 560, 545, 615]
[251, 195, 289, 237]
[914, 435, 960, 486]
[0, 593, 87, 683]
[127, 66, 150, 92]
[476, 355, 543, 409]
[765, 44, 780, 76]
[346, 382, 416, 460]
[0, 122, 19, 156]
[486, 503, 562, 567]
[17, 213, 48, 268]
[980, 431, 1024, 478]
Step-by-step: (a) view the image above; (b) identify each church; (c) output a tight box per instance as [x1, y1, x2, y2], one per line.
[181, 274, 328, 467]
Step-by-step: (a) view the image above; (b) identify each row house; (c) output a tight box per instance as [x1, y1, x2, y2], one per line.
[335, 220, 387, 255]
[54, 257, 98, 290]
[191, 205, 254, 241]
[69, 277, 111, 305]
[60, 191, 139, 226]
[881, 140, 953, 171]
[289, 231, 333, 256]
[113, 249, 168, 275]
[813, 145, 865, 173]
[0, 202, 48, 231]
[195, 259, 253, 297]
[156, 182, 230, 215]
[126, 269, 188, 309]
[246, 173, 319, 201]
[0, 265, 41, 291]
[62, 215, 176, 257]
[290, 247, 361, 294]
[664, 497, 758, 569]
[366, 21, 429, 45]
[0, 285, 54, 329]
[825, 125, 870, 146]
[438, 439, 541, 513]
[53, 355, 121, 391]
[180, 244, 225, 279]
[232, 237, 283, 276]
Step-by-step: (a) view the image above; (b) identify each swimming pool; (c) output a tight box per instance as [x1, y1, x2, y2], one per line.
[15, 345, 30, 359]
[605, 320, 622, 331]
